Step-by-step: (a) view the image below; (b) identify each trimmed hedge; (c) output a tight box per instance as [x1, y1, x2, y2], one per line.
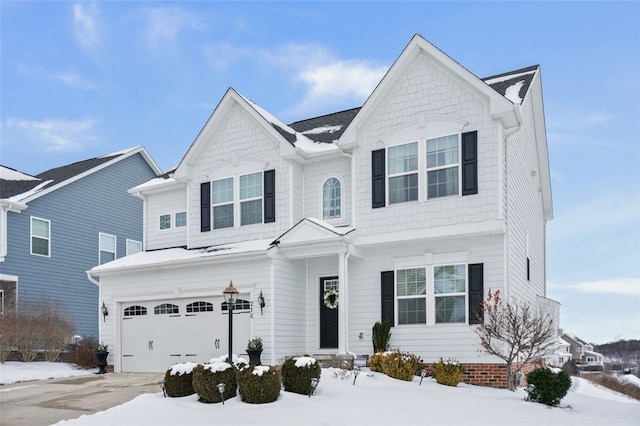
[164, 362, 197, 397]
[237, 365, 281, 404]
[281, 356, 321, 395]
[192, 362, 237, 403]
[368, 350, 421, 381]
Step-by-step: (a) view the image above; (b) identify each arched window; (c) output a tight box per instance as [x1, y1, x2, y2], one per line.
[154, 303, 179, 315]
[186, 301, 213, 313]
[221, 299, 251, 311]
[124, 305, 147, 316]
[322, 177, 341, 219]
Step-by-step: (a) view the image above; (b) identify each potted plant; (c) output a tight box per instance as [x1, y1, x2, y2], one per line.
[246, 337, 263, 366]
[94, 343, 109, 374]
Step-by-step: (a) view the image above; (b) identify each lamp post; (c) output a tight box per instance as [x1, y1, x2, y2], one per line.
[223, 281, 239, 365]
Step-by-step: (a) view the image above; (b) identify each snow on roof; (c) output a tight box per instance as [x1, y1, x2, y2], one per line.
[0, 166, 38, 181]
[242, 96, 339, 154]
[504, 80, 526, 104]
[483, 68, 537, 85]
[304, 217, 355, 236]
[90, 238, 275, 273]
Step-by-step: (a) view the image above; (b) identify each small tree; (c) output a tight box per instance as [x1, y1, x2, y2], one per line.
[473, 290, 556, 391]
[372, 320, 391, 353]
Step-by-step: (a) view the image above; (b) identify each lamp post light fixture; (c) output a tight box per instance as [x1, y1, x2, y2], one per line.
[309, 377, 319, 397]
[419, 368, 427, 385]
[101, 302, 109, 322]
[352, 366, 360, 385]
[222, 281, 239, 365]
[217, 382, 226, 404]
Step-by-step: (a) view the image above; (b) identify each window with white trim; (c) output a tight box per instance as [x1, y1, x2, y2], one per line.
[388, 142, 418, 204]
[159, 214, 171, 230]
[322, 177, 342, 219]
[426, 135, 460, 198]
[175, 211, 187, 227]
[30, 217, 50, 257]
[212, 177, 234, 229]
[126, 239, 142, 256]
[396, 263, 468, 326]
[99, 233, 116, 265]
[385, 134, 462, 205]
[212, 171, 264, 229]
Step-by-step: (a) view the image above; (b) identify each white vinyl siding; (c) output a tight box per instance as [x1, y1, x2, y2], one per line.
[30, 217, 50, 257]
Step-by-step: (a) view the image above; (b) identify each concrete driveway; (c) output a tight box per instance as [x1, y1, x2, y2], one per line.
[0, 372, 163, 426]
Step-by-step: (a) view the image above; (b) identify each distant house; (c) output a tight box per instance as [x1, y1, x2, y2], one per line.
[562, 333, 604, 366]
[0, 147, 161, 338]
[550, 336, 573, 367]
[89, 35, 558, 388]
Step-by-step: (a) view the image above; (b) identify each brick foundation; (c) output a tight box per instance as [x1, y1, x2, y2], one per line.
[421, 360, 542, 389]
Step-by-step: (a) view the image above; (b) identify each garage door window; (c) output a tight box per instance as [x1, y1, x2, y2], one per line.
[124, 305, 147, 316]
[221, 299, 250, 311]
[154, 303, 179, 314]
[187, 301, 213, 312]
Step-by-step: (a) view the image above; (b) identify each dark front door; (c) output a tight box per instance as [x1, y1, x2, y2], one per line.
[319, 276, 339, 348]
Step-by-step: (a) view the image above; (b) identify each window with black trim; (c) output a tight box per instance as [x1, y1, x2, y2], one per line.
[124, 305, 147, 316]
[186, 301, 213, 312]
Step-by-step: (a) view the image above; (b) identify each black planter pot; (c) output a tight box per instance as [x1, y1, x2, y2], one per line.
[94, 352, 109, 374]
[247, 349, 263, 366]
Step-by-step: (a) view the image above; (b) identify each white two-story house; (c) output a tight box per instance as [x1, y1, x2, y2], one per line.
[89, 34, 557, 386]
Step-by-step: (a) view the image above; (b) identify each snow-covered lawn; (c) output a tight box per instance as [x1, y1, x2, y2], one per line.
[1, 362, 638, 425]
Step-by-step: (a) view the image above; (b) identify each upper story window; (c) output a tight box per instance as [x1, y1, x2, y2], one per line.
[160, 214, 171, 230]
[426, 135, 459, 198]
[126, 239, 142, 256]
[372, 130, 477, 209]
[99, 233, 116, 265]
[201, 168, 275, 233]
[30, 217, 50, 257]
[322, 177, 342, 219]
[175, 211, 187, 227]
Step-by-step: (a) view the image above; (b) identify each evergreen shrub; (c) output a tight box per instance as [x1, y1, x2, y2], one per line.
[381, 350, 421, 381]
[237, 365, 281, 403]
[526, 367, 572, 406]
[281, 355, 321, 395]
[372, 320, 391, 353]
[192, 362, 237, 403]
[164, 362, 198, 397]
[431, 358, 465, 386]
[368, 352, 387, 373]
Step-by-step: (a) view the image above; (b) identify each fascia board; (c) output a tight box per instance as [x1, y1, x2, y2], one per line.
[19, 146, 154, 204]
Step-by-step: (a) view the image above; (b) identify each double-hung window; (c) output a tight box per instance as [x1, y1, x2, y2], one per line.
[240, 172, 262, 225]
[30, 217, 50, 257]
[395, 263, 468, 326]
[434, 264, 466, 323]
[99, 233, 116, 265]
[212, 177, 234, 229]
[388, 142, 419, 204]
[427, 135, 460, 198]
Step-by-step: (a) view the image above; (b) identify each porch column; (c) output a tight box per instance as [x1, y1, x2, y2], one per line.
[338, 251, 347, 353]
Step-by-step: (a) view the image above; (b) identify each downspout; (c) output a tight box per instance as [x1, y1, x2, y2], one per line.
[502, 116, 523, 302]
[86, 271, 103, 343]
[342, 248, 356, 358]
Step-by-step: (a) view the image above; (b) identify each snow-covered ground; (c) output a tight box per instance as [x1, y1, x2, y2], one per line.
[1, 362, 638, 426]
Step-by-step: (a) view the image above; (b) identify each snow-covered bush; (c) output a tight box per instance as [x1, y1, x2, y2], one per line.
[431, 358, 465, 387]
[368, 350, 421, 381]
[192, 361, 237, 403]
[237, 365, 281, 403]
[164, 362, 198, 397]
[281, 355, 321, 395]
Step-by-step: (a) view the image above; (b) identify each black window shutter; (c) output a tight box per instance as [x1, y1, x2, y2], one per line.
[372, 149, 386, 208]
[200, 182, 211, 232]
[381, 271, 395, 326]
[461, 131, 478, 196]
[263, 169, 276, 223]
[468, 263, 484, 324]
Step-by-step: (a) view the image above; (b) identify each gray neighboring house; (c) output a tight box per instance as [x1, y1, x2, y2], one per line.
[0, 146, 161, 338]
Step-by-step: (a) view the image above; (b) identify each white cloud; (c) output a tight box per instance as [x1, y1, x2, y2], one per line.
[18, 65, 95, 90]
[569, 278, 640, 296]
[73, 3, 100, 52]
[139, 6, 202, 52]
[1, 117, 99, 152]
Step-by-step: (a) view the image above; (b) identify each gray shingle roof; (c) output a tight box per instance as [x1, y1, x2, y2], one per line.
[482, 65, 539, 103]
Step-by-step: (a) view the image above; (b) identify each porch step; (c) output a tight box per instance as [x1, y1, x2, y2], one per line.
[311, 353, 355, 369]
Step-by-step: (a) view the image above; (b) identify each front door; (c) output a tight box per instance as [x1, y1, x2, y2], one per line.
[319, 276, 339, 348]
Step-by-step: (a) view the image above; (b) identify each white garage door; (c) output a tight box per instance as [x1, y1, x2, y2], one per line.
[121, 296, 251, 372]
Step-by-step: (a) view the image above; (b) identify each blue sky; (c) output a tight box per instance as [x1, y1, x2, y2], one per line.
[1, 1, 638, 344]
